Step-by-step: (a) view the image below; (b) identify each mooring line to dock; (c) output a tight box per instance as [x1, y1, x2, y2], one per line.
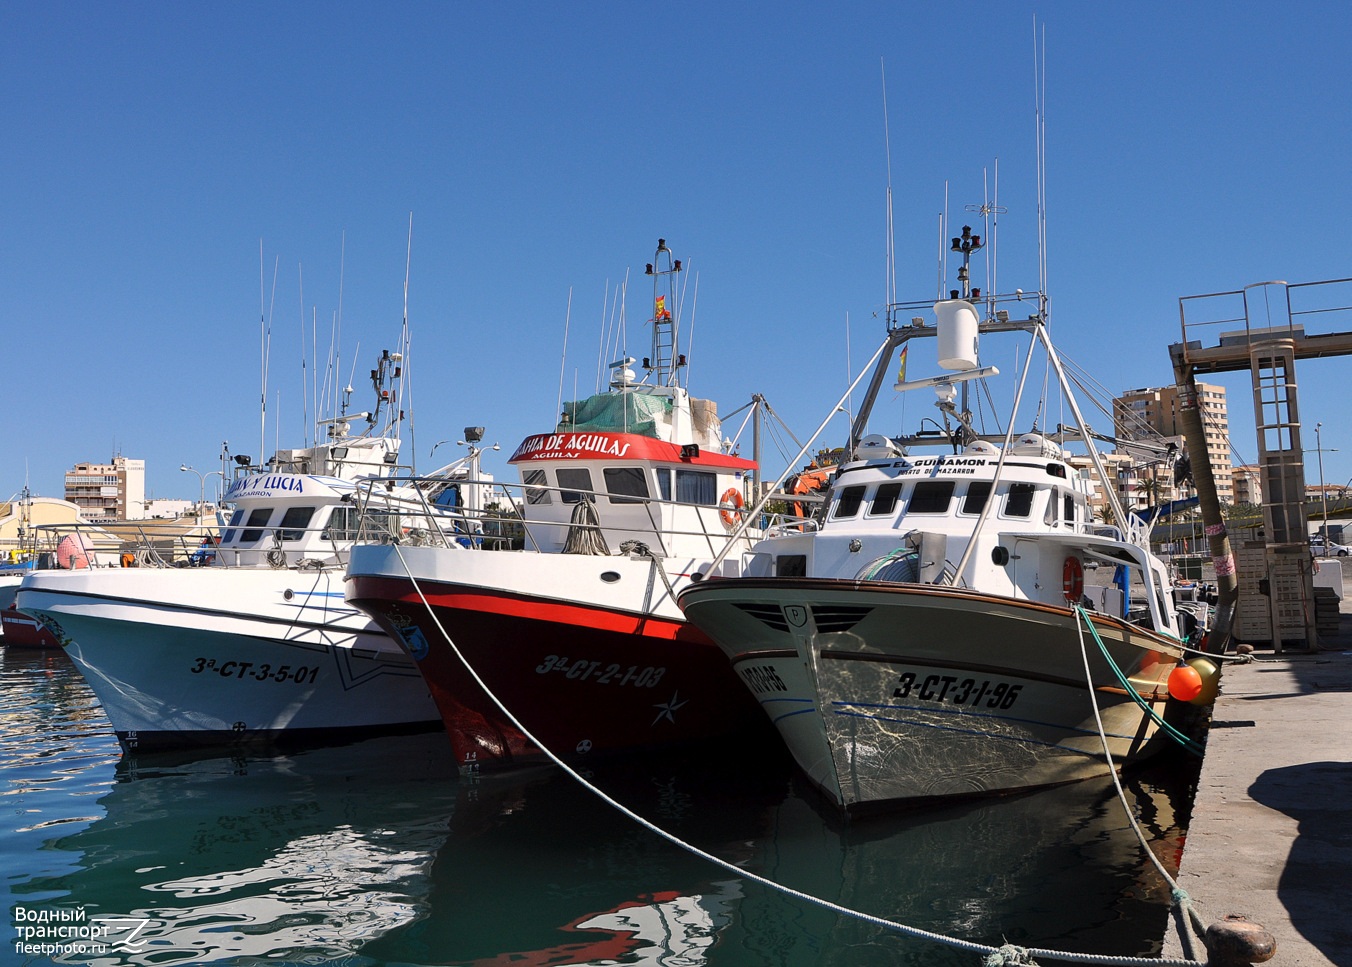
[1072, 608, 1205, 757]
[1073, 608, 1209, 959]
[389, 544, 1205, 966]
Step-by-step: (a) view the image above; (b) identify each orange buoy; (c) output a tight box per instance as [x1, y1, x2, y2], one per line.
[1168, 664, 1204, 702]
[1187, 657, 1221, 706]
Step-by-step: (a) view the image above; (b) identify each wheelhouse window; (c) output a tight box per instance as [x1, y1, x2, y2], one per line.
[523, 468, 552, 505]
[675, 469, 716, 505]
[603, 467, 649, 504]
[322, 506, 359, 542]
[656, 468, 672, 502]
[961, 481, 992, 515]
[909, 480, 954, 514]
[221, 509, 245, 543]
[775, 554, 807, 577]
[868, 482, 904, 516]
[1004, 483, 1036, 518]
[278, 506, 316, 542]
[1063, 493, 1076, 525]
[556, 468, 594, 505]
[240, 507, 273, 543]
[831, 485, 866, 520]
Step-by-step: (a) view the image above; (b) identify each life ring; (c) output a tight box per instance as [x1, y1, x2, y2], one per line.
[1062, 556, 1084, 603]
[719, 487, 745, 531]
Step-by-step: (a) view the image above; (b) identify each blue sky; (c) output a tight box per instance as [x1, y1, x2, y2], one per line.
[5, 2, 1352, 505]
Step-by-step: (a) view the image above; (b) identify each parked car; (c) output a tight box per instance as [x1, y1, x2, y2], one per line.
[1309, 536, 1350, 557]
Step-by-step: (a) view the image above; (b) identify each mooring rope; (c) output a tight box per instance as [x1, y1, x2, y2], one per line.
[618, 540, 679, 606]
[1073, 607, 1210, 956]
[387, 543, 1205, 966]
[1072, 607, 1205, 757]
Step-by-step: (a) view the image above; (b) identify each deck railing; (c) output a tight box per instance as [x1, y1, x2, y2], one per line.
[351, 475, 813, 559]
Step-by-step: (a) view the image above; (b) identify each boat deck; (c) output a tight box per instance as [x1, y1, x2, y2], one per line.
[1162, 568, 1352, 966]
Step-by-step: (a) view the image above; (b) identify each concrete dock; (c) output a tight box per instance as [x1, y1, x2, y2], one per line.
[1162, 582, 1352, 966]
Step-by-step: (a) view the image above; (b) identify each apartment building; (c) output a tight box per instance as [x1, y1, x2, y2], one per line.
[64, 456, 146, 522]
[1231, 464, 1262, 505]
[1112, 383, 1233, 505]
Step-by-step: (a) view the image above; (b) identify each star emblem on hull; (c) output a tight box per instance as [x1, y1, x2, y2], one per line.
[652, 692, 689, 725]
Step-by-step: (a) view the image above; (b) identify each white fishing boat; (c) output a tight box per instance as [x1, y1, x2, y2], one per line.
[678, 226, 1194, 815]
[345, 240, 781, 771]
[17, 348, 486, 752]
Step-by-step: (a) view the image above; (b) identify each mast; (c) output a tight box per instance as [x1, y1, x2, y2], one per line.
[951, 224, 984, 435]
[642, 239, 684, 387]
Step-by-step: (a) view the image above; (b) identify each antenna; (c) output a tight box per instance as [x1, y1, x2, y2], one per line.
[260, 246, 279, 466]
[346, 349, 360, 420]
[402, 213, 415, 460]
[618, 271, 629, 379]
[557, 286, 573, 423]
[593, 280, 610, 396]
[1034, 15, 1049, 319]
[964, 161, 1007, 316]
[311, 306, 318, 448]
[331, 231, 346, 424]
[845, 311, 853, 423]
[683, 270, 699, 387]
[935, 212, 945, 301]
[259, 241, 265, 466]
[298, 262, 308, 447]
[940, 181, 951, 299]
[881, 58, 896, 317]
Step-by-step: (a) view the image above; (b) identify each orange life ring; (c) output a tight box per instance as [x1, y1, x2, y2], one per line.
[719, 487, 745, 531]
[1062, 556, 1084, 603]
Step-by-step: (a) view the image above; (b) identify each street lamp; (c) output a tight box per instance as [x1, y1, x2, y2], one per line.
[180, 467, 226, 526]
[179, 465, 206, 525]
[1313, 423, 1337, 557]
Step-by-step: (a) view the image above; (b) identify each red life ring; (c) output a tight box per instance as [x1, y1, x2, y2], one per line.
[719, 487, 745, 531]
[1062, 556, 1084, 603]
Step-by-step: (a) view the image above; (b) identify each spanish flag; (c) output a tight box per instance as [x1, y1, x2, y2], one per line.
[655, 295, 672, 322]
[896, 344, 908, 383]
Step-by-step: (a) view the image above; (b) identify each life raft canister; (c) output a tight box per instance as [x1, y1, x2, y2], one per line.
[719, 487, 745, 531]
[1062, 556, 1084, 603]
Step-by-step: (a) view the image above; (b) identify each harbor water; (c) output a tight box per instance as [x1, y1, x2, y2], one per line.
[2, 645, 1199, 967]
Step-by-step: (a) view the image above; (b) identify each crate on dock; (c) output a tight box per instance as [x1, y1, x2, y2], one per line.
[1314, 586, 1342, 637]
[1235, 542, 1314, 645]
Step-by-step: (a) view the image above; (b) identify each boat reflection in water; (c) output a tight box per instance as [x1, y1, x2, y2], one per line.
[391, 746, 1193, 967]
[20, 732, 461, 964]
[17, 721, 1194, 966]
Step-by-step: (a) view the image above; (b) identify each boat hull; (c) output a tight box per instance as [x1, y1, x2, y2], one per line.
[1, 573, 60, 648]
[2, 604, 61, 647]
[17, 568, 441, 752]
[678, 577, 1185, 814]
[345, 544, 773, 772]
